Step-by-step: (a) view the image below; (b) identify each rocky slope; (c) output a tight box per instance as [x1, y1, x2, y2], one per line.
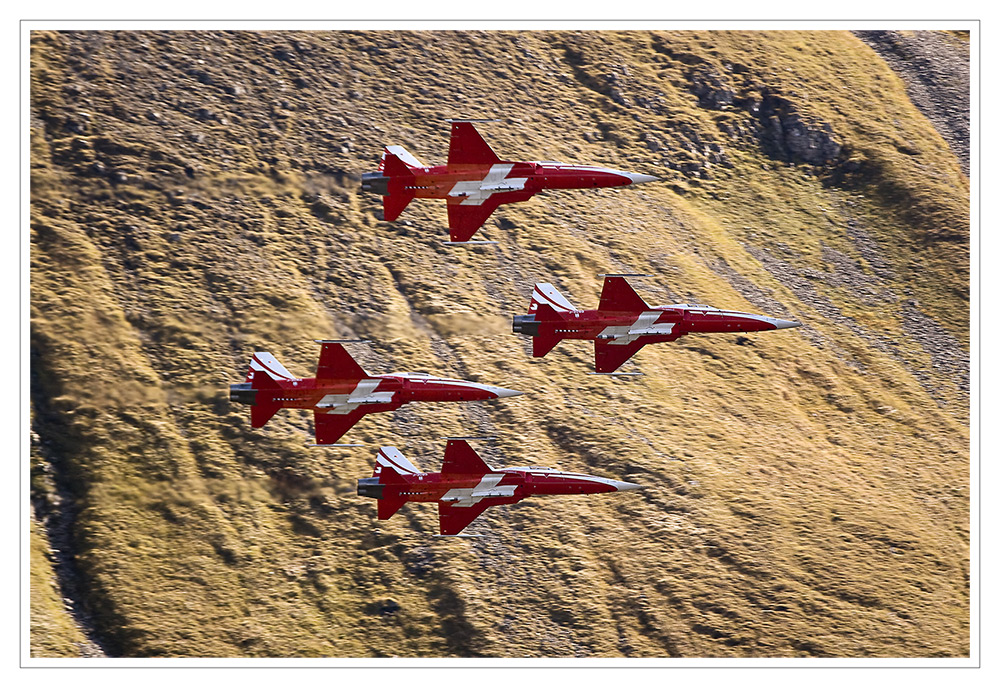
[30, 29, 969, 658]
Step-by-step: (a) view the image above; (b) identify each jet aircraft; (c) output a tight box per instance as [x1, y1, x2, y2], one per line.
[512, 275, 802, 373]
[357, 439, 642, 535]
[360, 119, 659, 243]
[230, 342, 523, 445]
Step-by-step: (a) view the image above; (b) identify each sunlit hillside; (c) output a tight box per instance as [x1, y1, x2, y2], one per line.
[30, 29, 969, 658]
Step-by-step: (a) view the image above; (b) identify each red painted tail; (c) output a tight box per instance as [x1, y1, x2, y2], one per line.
[250, 401, 281, 428]
[531, 303, 567, 358]
[373, 447, 421, 520]
[245, 351, 294, 428]
[378, 496, 407, 520]
[380, 150, 417, 221]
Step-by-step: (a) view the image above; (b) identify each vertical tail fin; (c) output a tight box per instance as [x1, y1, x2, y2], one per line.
[378, 145, 424, 172]
[374, 447, 421, 478]
[529, 283, 577, 315]
[247, 352, 296, 384]
[245, 352, 292, 428]
[379, 150, 417, 222]
[372, 447, 421, 520]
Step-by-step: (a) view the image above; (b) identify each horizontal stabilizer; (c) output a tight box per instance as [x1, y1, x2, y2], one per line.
[598, 276, 649, 313]
[251, 401, 281, 428]
[533, 334, 562, 358]
[378, 496, 408, 520]
[440, 439, 492, 475]
[383, 192, 415, 222]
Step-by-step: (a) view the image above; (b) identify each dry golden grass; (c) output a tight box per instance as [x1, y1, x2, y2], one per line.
[30, 29, 968, 657]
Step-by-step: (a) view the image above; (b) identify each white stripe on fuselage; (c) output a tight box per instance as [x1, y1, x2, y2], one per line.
[599, 311, 675, 345]
[504, 468, 625, 488]
[448, 164, 528, 206]
[317, 379, 395, 414]
[441, 474, 515, 506]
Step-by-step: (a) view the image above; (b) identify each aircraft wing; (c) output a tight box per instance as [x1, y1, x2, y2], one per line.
[446, 191, 534, 242]
[438, 501, 493, 535]
[598, 276, 649, 312]
[594, 339, 648, 374]
[313, 409, 368, 445]
[447, 121, 501, 166]
[316, 342, 367, 381]
[440, 439, 492, 475]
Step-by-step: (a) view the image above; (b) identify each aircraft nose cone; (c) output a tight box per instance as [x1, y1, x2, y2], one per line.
[491, 386, 524, 398]
[773, 318, 802, 329]
[613, 480, 643, 491]
[624, 172, 659, 185]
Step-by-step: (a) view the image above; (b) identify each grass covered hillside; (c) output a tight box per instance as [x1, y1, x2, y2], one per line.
[29, 30, 969, 658]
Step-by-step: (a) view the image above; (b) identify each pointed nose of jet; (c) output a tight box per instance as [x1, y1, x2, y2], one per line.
[612, 480, 643, 491]
[773, 318, 802, 329]
[624, 172, 659, 185]
[485, 385, 524, 398]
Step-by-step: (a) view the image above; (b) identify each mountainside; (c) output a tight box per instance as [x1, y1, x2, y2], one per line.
[29, 29, 970, 658]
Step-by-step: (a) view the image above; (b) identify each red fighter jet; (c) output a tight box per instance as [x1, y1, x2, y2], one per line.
[360, 119, 659, 243]
[357, 440, 642, 535]
[512, 275, 802, 373]
[229, 342, 523, 446]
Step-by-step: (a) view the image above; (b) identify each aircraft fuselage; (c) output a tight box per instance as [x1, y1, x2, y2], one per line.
[514, 304, 800, 343]
[231, 372, 521, 416]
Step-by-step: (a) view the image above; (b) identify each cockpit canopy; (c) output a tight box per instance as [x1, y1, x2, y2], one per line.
[659, 303, 719, 311]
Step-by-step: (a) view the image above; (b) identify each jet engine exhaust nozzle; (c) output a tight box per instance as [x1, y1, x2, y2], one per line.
[360, 172, 390, 196]
[357, 477, 384, 499]
[512, 314, 539, 336]
[229, 382, 257, 406]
